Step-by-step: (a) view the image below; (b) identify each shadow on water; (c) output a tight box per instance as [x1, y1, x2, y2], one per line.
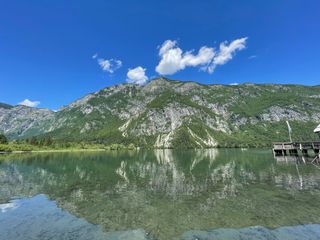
[1, 149, 320, 239]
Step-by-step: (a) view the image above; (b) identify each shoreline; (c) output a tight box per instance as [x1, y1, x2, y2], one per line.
[0, 148, 109, 154]
[0, 147, 258, 155]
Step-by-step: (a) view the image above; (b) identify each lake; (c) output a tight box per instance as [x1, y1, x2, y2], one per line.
[1, 149, 320, 240]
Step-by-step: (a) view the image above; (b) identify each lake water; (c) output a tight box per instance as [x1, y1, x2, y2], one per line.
[1, 149, 320, 240]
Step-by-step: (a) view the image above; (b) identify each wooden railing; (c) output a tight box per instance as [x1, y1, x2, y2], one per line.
[273, 142, 320, 150]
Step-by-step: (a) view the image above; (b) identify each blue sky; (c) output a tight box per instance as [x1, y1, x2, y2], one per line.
[0, 0, 319, 109]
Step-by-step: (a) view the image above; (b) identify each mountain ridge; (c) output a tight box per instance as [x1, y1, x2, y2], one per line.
[1, 77, 319, 148]
[0, 102, 13, 109]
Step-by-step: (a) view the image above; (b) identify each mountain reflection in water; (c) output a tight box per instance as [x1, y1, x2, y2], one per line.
[1, 149, 320, 240]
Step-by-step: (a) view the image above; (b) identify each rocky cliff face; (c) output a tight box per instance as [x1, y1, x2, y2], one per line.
[0, 105, 55, 139]
[1, 78, 319, 147]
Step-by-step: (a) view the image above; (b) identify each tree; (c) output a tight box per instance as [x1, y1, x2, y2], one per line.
[127, 143, 136, 150]
[0, 133, 8, 144]
[44, 136, 53, 146]
[29, 136, 38, 145]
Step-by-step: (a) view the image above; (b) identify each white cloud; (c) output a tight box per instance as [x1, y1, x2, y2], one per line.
[156, 37, 247, 75]
[249, 55, 257, 59]
[93, 54, 122, 74]
[209, 37, 247, 73]
[213, 38, 247, 65]
[158, 40, 177, 55]
[18, 99, 40, 107]
[229, 83, 239, 85]
[127, 66, 148, 85]
[97, 58, 122, 73]
[156, 40, 215, 75]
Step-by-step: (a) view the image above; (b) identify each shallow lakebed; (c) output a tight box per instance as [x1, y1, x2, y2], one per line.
[1, 149, 320, 239]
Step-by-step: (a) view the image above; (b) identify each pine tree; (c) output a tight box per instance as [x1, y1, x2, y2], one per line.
[0, 133, 8, 144]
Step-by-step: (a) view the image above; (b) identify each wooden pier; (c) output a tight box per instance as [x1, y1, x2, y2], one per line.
[273, 141, 320, 157]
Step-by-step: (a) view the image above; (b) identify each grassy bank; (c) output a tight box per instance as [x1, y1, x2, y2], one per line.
[0, 142, 137, 153]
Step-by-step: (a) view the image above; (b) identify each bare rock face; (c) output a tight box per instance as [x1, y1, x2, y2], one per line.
[0, 78, 319, 147]
[0, 105, 55, 139]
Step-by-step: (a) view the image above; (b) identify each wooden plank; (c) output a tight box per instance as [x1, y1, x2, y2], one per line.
[273, 142, 320, 149]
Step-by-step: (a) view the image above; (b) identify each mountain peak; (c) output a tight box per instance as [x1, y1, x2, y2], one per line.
[147, 77, 172, 84]
[142, 77, 176, 93]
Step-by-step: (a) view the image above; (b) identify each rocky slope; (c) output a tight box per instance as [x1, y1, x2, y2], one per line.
[0, 105, 55, 139]
[1, 78, 320, 147]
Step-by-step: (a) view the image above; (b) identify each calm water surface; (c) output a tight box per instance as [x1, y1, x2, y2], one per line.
[1, 149, 320, 240]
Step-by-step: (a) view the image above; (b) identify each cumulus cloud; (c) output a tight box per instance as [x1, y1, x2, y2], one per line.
[93, 54, 122, 74]
[156, 40, 215, 75]
[127, 66, 148, 85]
[209, 37, 247, 73]
[18, 99, 40, 107]
[158, 40, 177, 56]
[97, 58, 122, 73]
[156, 37, 247, 75]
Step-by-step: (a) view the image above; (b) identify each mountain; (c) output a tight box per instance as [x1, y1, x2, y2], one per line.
[1, 78, 320, 148]
[0, 102, 13, 109]
[0, 104, 55, 139]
